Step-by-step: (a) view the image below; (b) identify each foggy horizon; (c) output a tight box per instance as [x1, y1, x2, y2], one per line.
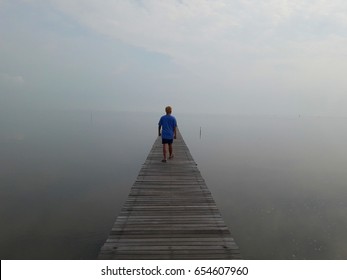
[1, 1, 347, 116]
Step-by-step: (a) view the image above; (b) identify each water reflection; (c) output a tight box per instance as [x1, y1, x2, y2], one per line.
[1, 112, 347, 259]
[180, 114, 347, 259]
[0, 111, 156, 259]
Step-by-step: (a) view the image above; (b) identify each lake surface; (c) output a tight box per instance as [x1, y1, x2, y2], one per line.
[1, 111, 347, 259]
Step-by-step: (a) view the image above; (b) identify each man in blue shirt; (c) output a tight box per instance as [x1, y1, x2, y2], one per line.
[158, 106, 177, 162]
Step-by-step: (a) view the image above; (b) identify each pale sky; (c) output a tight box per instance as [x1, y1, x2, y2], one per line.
[1, 0, 347, 115]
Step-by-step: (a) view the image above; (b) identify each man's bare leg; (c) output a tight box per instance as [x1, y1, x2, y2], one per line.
[162, 144, 167, 162]
[169, 143, 174, 159]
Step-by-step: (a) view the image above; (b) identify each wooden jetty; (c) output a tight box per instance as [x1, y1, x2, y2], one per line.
[98, 129, 241, 259]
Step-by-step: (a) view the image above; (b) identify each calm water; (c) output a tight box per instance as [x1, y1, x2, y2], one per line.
[1, 111, 347, 259]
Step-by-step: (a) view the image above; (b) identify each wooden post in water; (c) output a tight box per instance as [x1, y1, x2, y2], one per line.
[98, 129, 241, 259]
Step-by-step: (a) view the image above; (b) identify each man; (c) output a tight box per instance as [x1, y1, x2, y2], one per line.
[158, 106, 177, 162]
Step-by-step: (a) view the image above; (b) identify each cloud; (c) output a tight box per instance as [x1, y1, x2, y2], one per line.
[47, 0, 347, 82]
[0, 73, 25, 86]
[49, 1, 239, 61]
[49, 1, 347, 50]
[2, 0, 347, 114]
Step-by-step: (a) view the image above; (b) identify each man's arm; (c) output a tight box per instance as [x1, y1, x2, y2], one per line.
[158, 125, 161, 137]
[173, 126, 177, 139]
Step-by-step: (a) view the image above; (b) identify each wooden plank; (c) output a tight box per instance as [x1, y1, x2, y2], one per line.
[98, 129, 241, 259]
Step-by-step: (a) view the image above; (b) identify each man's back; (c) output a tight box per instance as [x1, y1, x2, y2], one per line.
[159, 114, 177, 139]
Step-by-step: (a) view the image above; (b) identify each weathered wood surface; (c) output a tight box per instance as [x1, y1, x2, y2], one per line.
[98, 129, 241, 259]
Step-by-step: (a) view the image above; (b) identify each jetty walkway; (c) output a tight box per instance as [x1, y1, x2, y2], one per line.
[98, 129, 241, 259]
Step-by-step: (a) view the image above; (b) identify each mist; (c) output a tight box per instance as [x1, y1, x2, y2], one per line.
[2, 0, 347, 116]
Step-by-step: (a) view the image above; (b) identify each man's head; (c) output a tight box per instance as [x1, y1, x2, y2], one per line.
[165, 106, 172, 114]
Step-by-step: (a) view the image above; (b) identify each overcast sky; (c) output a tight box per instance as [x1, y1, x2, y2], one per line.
[1, 0, 347, 115]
